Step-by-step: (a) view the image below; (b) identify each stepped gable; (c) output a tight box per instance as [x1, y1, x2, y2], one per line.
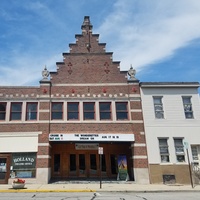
[50, 16, 127, 84]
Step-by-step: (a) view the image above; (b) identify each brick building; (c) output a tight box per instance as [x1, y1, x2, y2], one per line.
[0, 16, 149, 184]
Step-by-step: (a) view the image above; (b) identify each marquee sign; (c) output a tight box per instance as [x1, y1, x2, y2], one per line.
[49, 133, 134, 142]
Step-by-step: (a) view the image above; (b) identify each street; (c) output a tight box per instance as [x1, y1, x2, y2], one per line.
[0, 192, 200, 200]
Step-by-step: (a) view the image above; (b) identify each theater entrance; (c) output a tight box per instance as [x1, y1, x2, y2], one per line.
[68, 153, 99, 178]
[51, 142, 132, 180]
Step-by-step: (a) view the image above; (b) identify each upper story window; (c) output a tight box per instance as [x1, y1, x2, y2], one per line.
[99, 102, 111, 120]
[0, 103, 6, 120]
[52, 102, 63, 120]
[174, 138, 185, 162]
[67, 102, 79, 120]
[158, 138, 170, 163]
[153, 96, 164, 119]
[182, 96, 193, 119]
[26, 103, 38, 120]
[116, 102, 128, 120]
[83, 102, 95, 120]
[10, 102, 22, 120]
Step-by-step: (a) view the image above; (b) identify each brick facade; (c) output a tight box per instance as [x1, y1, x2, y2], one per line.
[0, 16, 149, 184]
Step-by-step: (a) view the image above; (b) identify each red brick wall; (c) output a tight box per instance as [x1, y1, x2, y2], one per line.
[130, 101, 142, 109]
[0, 17, 149, 175]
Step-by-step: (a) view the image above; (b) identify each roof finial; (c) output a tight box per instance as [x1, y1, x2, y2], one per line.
[42, 65, 49, 80]
[81, 16, 93, 33]
[127, 64, 136, 80]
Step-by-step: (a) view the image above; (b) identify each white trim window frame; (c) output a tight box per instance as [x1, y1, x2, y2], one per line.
[174, 138, 185, 163]
[182, 96, 194, 119]
[191, 145, 199, 165]
[158, 138, 170, 163]
[153, 96, 164, 119]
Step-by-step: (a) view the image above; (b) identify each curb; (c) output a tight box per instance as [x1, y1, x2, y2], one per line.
[0, 189, 96, 193]
[0, 189, 200, 193]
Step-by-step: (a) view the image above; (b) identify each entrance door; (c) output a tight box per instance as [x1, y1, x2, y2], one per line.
[78, 154, 86, 177]
[0, 155, 10, 184]
[89, 154, 98, 177]
[69, 153, 99, 178]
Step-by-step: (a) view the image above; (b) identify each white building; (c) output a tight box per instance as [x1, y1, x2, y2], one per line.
[140, 82, 200, 184]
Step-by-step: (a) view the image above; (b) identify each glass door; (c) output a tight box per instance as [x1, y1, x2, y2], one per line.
[0, 157, 9, 184]
[69, 154, 76, 176]
[79, 154, 86, 177]
[53, 154, 60, 175]
[90, 154, 97, 176]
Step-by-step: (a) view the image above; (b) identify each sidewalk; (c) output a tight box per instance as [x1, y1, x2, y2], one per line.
[0, 181, 200, 193]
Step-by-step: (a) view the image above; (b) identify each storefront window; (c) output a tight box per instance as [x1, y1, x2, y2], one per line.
[12, 153, 36, 178]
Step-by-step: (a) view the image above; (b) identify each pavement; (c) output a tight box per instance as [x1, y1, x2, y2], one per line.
[0, 181, 200, 193]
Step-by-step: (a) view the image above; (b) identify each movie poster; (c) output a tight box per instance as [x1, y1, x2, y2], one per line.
[118, 155, 128, 180]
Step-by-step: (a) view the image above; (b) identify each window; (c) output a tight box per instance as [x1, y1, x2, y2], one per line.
[26, 103, 37, 120]
[83, 102, 95, 120]
[116, 102, 128, 120]
[191, 146, 199, 163]
[174, 138, 185, 162]
[12, 153, 36, 178]
[52, 102, 63, 120]
[182, 97, 193, 119]
[99, 102, 111, 120]
[153, 97, 164, 119]
[0, 103, 6, 120]
[67, 102, 79, 120]
[10, 102, 22, 120]
[158, 138, 169, 163]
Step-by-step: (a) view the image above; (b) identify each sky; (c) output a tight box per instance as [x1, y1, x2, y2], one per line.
[0, 0, 200, 87]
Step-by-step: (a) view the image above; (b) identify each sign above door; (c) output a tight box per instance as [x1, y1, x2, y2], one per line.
[49, 133, 134, 142]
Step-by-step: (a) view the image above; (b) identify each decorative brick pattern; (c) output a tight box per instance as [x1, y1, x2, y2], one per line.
[0, 16, 149, 183]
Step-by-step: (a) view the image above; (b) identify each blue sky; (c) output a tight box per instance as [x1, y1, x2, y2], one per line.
[0, 0, 200, 86]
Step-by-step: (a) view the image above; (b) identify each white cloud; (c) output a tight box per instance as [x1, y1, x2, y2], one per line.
[0, 53, 61, 86]
[1, 0, 200, 85]
[97, 0, 200, 71]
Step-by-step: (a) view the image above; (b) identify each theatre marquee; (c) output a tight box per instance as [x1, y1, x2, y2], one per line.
[49, 133, 134, 142]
